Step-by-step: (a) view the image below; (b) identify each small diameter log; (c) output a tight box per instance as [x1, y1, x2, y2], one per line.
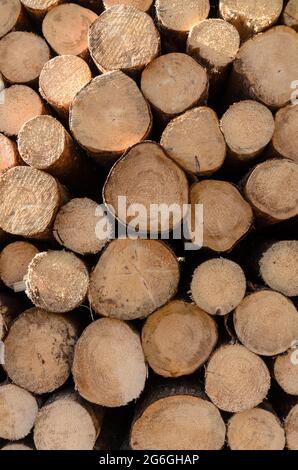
[21, 0, 64, 19]
[0, 134, 20, 175]
[0, 32, 50, 85]
[0, 384, 38, 441]
[272, 104, 298, 164]
[142, 300, 218, 378]
[189, 180, 253, 252]
[0, 0, 28, 39]
[34, 392, 103, 450]
[234, 290, 298, 356]
[220, 100, 275, 163]
[4, 307, 78, 394]
[70, 71, 152, 164]
[43, 3, 97, 57]
[103, 141, 189, 233]
[1, 443, 33, 450]
[141, 53, 208, 122]
[160, 107, 226, 176]
[244, 159, 298, 223]
[103, 0, 153, 12]
[0, 167, 67, 238]
[88, 239, 180, 320]
[73, 318, 147, 407]
[205, 344, 270, 413]
[26, 251, 89, 313]
[283, 0, 298, 31]
[0, 85, 46, 137]
[227, 408, 285, 450]
[89, 5, 160, 75]
[274, 347, 298, 396]
[54, 198, 111, 255]
[39, 55, 92, 118]
[191, 258, 246, 316]
[219, 0, 283, 40]
[231, 26, 298, 109]
[0, 241, 39, 289]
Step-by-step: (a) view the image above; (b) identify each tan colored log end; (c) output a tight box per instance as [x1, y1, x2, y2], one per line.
[1, 443, 33, 450]
[0, 134, 20, 174]
[0, 241, 39, 289]
[103, 0, 153, 12]
[283, 0, 298, 31]
[0, 0, 24, 39]
[285, 404, 298, 450]
[274, 347, 298, 396]
[21, 0, 64, 19]
[272, 104, 298, 164]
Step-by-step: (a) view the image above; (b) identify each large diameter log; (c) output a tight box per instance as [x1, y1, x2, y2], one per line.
[234, 290, 298, 356]
[205, 344, 270, 413]
[227, 408, 285, 450]
[189, 180, 253, 252]
[89, 5, 160, 75]
[4, 307, 78, 394]
[272, 104, 298, 164]
[103, 0, 153, 11]
[191, 258, 246, 316]
[0, 0, 28, 39]
[0, 241, 39, 289]
[70, 71, 152, 164]
[274, 347, 298, 396]
[283, 0, 298, 31]
[244, 159, 298, 223]
[160, 107, 226, 176]
[142, 300, 218, 378]
[73, 318, 147, 407]
[285, 404, 298, 450]
[88, 239, 180, 320]
[0, 134, 21, 175]
[26, 251, 89, 313]
[141, 53, 208, 122]
[21, 0, 64, 19]
[0, 384, 38, 440]
[103, 141, 189, 233]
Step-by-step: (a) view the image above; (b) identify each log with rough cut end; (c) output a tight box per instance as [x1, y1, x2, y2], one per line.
[88, 239, 180, 320]
[205, 344, 270, 413]
[142, 300, 218, 377]
[43, 3, 97, 57]
[189, 180, 253, 252]
[0, 85, 45, 137]
[231, 26, 298, 109]
[0, 0, 27, 39]
[191, 258, 246, 316]
[4, 307, 78, 394]
[73, 318, 147, 407]
[234, 290, 298, 356]
[0, 167, 66, 238]
[244, 159, 298, 223]
[141, 53, 208, 121]
[219, 0, 283, 40]
[21, 0, 63, 18]
[272, 104, 298, 164]
[220, 100, 275, 162]
[1, 443, 33, 450]
[0, 384, 38, 440]
[0, 32, 50, 84]
[274, 347, 298, 396]
[103, 0, 153, 11]
[0, 241, 39, 289]
[26, 251, 89, 313]
[0, 134, 20, 175]
[103, 141, 189, 233]
[89, 5, 160, 74]
[285, 404, 298, 450]
[227, 408, 285, 450]
[161, 107, 226, 176]
[70, 71, 152, 164]
[283, 0, 298, 31]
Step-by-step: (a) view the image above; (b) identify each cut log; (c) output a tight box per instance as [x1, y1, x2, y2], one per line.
[0, 166, 67, 238]
[231, 26, 298, 109]
[103, 0, 153, 11]
[34, 392, 103, 450]
[54, 198, 111, 255]
[70, 71, 152, 164]
[72, 318, 147, 407]
[39, 55, 92, 118]
[189, 180, 253, 252]
[227, 408, 285, 450]
[88, 239, 180, 320]
[89, 5, 160, 75]
[0, 384, 38, 440]
[160, 107, 226, 176]
[1, 443, 33, 450]
[141, 300, 218, 377]
[272, 104, 298, 164]
[0, 134, 20, 175]
[205, 344, 270, 413]
[0, 241, 39, 289]
[0, 32, 50, 85]
[0, 292, 24, 338]
[244, 159, 298, 223]
[0, 0, 28, 39]
[191, 258, 246, 316]
[0, 85, 46, 137]
[25, 251, 89, 313]
[4, 307, 78, 394]
[141, 53, 208, 121]
[220, 100, 275, 163]
[219, 0, 283, 40]
[234, 290, 298, 356]
[274, 347, 298, 396]
[283, 0, 298, 31]
[285, 404, 298, 450]
[42, 3, 97, 57]
[103, 141, 189, 233]
[21, 0, 64, 19]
